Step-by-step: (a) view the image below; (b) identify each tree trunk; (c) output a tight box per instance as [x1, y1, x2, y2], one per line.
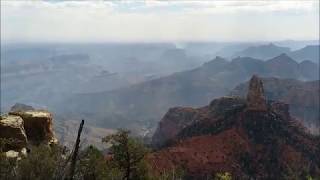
[123, 137, 131, 180]
[68, 120, 84, 180]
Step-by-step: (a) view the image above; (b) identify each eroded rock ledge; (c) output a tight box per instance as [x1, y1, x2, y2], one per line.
[1, 106, 57, 157]
[9, 110, 57, 145]
[0, 115, 27, 151]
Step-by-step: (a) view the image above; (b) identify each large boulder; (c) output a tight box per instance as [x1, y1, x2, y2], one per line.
[0, 114, 28, 151]
[9, 110, 57, 145]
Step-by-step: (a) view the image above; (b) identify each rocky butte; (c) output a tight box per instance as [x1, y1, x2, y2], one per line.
[246, 75, 267, 111]
[230, 77, 320, 134]
[0, 106, 57, 157]
[150, 75, 320, 179]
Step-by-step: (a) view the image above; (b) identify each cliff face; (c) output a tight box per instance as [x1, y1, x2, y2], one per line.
[0, 115, 27, 151]
[152, 97, 246, 148]
[150, 75, 320, 179]
[0, 106, 57, 157]
[152, 107, 207, 148]
[9, 110, 56, 145]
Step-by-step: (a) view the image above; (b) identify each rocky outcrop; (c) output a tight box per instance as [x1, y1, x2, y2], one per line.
[246, 75, 267, 111]
[0, 115, 27, 151]
[9, 110, 57, 145]
[152, 97, 246, 148]
[270, 101, 290, 120]
[230, 77, 320, 134]
[152, 107, 206, 148]
[152, 97, 247, 148]
[150, 75, 320, 179]
[209, 96, 246, 115]
[1, 107, 58, 158]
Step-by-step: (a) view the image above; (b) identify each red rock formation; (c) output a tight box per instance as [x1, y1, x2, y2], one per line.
[230, 77, 319, 134]
[150, 75, 320, 179]
[246, 75, 267, 111]
[152, 107, 208, 148]
[152, 96, 246, 148]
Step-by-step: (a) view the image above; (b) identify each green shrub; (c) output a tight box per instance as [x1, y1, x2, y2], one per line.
[0, 153, 17, 180]
[102, 129, 150, 180]
[16, 144, 65, 180]
[75, 145, 122, 180]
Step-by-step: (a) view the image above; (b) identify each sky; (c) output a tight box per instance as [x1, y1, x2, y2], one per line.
[1, 0, 319, 43]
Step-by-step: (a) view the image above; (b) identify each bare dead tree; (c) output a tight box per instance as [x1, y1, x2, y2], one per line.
[68, 119, 84, 180]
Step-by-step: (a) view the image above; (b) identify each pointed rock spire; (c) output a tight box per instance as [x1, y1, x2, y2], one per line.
[246, 75, 267, 111]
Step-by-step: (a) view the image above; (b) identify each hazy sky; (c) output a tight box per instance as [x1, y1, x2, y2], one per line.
[1, 0, 319, 43]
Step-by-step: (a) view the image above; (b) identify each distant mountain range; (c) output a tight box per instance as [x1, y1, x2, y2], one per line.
[232, 44, 319, 63]
[233, 43, 291, 60]
[58, 54, 319, 133]
[0, 43, 204, 113]
[289, 45, 319, 63]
